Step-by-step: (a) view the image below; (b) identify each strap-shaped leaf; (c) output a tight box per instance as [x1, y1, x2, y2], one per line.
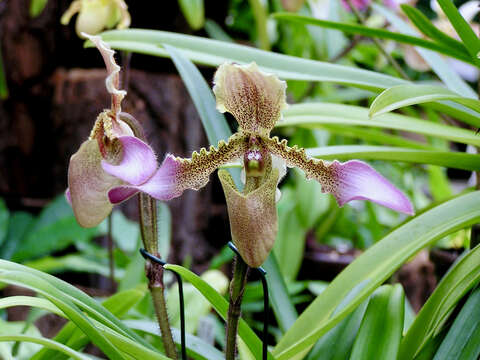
[306, 145, 480, 171]
[273, 191, 480, 359]
[436, 0, 480, 59]
[400, 5, 468, 56]
[370, 84, 480, 117]
[400, 244, 480, 359]
[272, 12, 473, 64]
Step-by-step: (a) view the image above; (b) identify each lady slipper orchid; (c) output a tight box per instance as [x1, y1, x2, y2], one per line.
[61, 0, 130, 37]
[67, 34, 160, 228]
[101, 62, 413, 267]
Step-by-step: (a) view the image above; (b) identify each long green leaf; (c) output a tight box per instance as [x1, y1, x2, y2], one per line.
[349, 285, 404, 359]
[263, 253, 299, 332]
[433, 287, 480, 360]
[272, 13, 472, 64]
[32, 286, 147, 360]
[96, 29, 480, 124]
[370, 84, 480, 117]
[399, 245, 480, 359]
[372, 3, 476, 99]
[0, 260, 152, 350]
[0, 271, 125, 360]
[125, 319, 224, 360]
[306, 145, 480, 171]
[319, 124, 438, 150]
[98, 29, 407, 92]
[164, 264, 275, 360]
[0, 335, 91, 360]
[280, 103, 480, 146]
[400, 4, 468, 55]
[436, 0, 480, 59]
[273, 191, 480, 359]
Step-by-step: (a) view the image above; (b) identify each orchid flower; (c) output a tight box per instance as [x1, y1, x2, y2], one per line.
[61, 0, 130, 37]
[66, 34, 160, 228]
[100, 63, 413, 267]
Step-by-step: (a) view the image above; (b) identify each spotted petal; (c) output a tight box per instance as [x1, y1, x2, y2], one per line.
[101, 136, 157, 186]
[107, 133, 249, 202]
[218, 167, 279, 268]
[213, 62, 287, 137]
[68, 139, 123, 228]
[264, 137, 414, 215]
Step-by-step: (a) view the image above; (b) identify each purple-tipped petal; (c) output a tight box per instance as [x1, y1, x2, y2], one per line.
[136, 154, 184, 200]
[329, 160, 414, 215]
[107, 186, 139, 204]
[101, 136, 157, 186]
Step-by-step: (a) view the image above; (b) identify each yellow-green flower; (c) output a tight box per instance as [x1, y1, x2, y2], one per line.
[61, 0, 130, 37]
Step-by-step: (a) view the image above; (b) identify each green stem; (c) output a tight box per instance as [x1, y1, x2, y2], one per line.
[248, 0, 270, 51]
[345, 0, 410, 80]
[139, 193, 177, 359]
[107, 214, 115, 291]
[225, 255, 249, 360]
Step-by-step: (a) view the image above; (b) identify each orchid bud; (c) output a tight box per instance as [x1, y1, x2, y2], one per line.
[61, 0, 131, 37]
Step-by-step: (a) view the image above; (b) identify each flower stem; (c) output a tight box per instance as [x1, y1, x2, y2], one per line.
[107, 213, 115, 291]
[226, 254, 249, 360]
[139, 193, 177, 359]
[345, 0, 410, 80]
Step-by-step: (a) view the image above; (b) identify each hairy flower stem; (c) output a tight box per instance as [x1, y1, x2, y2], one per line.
[345, 0, 410, 80]
[226, 255, 249, 360]
[139, 194, 177, 359]
[107, 214, 115, 291]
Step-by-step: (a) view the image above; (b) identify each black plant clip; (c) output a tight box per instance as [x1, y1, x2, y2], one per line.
[140, 248, 186, 360]
[228, 242, 269, 360]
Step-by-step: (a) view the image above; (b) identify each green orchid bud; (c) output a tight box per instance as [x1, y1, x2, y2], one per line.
[61, 0, 131, 37]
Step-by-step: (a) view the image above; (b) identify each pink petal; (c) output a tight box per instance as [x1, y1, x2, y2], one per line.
[101, 136, 157, 186]
[135, 154, 183, 200]
[329, 160, 414, 215]
[107, 154, 183, 202]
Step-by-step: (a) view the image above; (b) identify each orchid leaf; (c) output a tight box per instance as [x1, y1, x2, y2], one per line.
[164, 264, 276, 360]
[350, 285, 404, 359]
[432, 286, 480, 360]
[436, 0, 480, 59]
[369, 84, 480, 118]
[0, 335, 91, 360]
[372, 3, 476, 99]
[306, 146, 480, 171]
[0, 270, 125, 360]
[178, 0, 204, 30]
[281, 103, 480, 147]
[400, 4, 468, 55]
[96, 29, 480, 123]
[273, 191, 480, 359]
[399, 245, 480, 359]
[271, 13, 472, 64]
[98, 29, 407, 92]
[0, 260, 152, 350]
[263, 253, 299, 332]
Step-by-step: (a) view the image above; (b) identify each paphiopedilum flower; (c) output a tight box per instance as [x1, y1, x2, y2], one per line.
[103, 62, 413, 267]
[61, 0, 130, 37]
[67, 34, 161, 227]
